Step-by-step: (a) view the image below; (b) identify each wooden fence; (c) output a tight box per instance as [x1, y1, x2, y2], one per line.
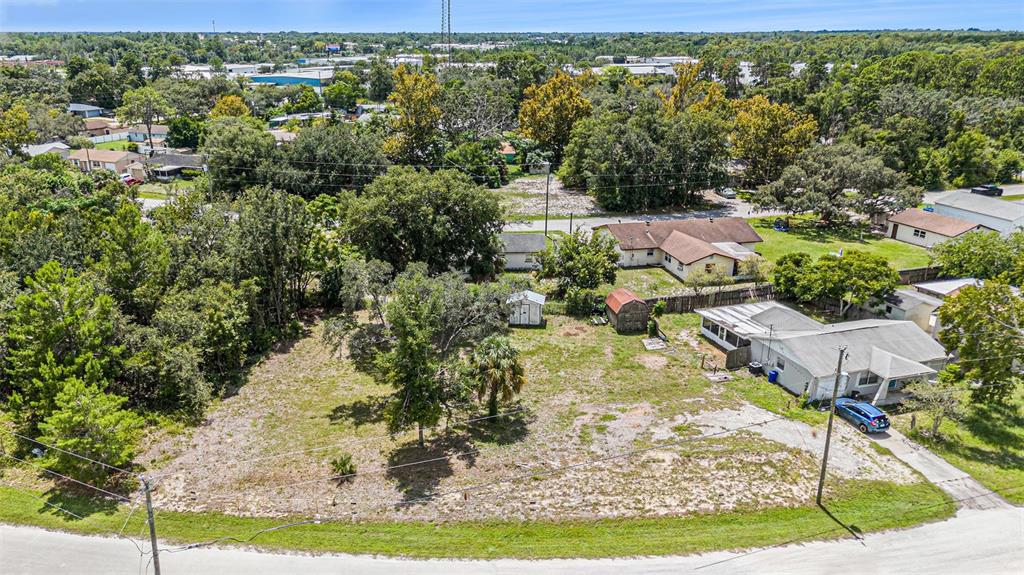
[897, 266, 943, 285]
[644, 284, 776, 314]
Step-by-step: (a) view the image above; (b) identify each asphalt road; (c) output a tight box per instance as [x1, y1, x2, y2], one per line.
[2, 505, 1022, 575]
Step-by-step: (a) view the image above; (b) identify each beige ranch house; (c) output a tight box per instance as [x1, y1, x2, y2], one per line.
[886, 207, 989, 248]
[595, 218, 763, 280]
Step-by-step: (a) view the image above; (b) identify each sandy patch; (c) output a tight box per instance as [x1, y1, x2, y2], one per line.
[636, 354, 668, 370]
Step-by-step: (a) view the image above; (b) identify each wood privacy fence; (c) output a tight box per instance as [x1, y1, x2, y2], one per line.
[897, 266, 943, 285]
[644, 284, 776, 313]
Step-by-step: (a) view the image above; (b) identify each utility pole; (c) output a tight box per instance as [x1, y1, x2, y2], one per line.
[143, 477, 161, 575]
[543, 161, 551, 237]
[816, 346, 847, 506]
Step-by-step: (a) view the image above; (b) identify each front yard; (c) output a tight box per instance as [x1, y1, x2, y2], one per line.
[750, 216, 932, 270]
[892, 386, 1024, 504]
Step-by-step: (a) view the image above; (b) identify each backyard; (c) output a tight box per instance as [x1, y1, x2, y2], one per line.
[750, 216, 932, 270]
[1, 313, 953, 557]
[95, 140, 133, 151]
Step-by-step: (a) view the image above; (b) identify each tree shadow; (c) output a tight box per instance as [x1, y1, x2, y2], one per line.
[961, 402, 1024, 447]
[39, 485, 122, 521]
[462, 406, 535, 446]
[386, 433, 478, 504]
[328, 396, 389, 427]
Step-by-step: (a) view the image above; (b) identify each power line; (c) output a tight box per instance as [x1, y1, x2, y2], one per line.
[1, 453, 133, 503]
[4, 430, 140, 478]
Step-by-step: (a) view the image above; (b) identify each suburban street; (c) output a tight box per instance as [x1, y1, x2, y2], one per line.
[2, 506, 1021, 574]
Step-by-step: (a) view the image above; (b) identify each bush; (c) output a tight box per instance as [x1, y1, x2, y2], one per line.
[652, 300, 667, 317]
[330, 453, 356, 480]
[126, 142, 139, 153]
[565, 287, 597, 316]
[647, 319, 658, 337]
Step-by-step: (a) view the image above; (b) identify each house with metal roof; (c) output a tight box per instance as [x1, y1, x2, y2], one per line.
[498, 233, 546, 271]
[595, 218, 763, 281]
[886, 207, 990, 248]
[67, 103, 104, 118]
[933, 191, 1024, 235]
[696, 301, 947, 405]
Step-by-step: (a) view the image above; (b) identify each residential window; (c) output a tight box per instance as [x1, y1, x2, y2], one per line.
[775, 356, 785, 370]
[705, 263, 716, 272]
[664, 254, 672, 263]
[677, 263, 684, 271]
[885, 305, 893, 315]
[92, 161, 101, 168]
[647, 249, 654, 256]
[524, 256, 533, 263]
[913, 229, 926, 239]
[725, 330, 739, 347]
[858, 372, 880, 387]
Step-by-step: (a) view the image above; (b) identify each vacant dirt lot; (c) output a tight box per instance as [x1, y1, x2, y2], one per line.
[497, 175, 604, 218]
[139, 315, 918, 522]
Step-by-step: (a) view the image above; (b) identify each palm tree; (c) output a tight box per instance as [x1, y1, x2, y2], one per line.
[469, 335, 527, 418]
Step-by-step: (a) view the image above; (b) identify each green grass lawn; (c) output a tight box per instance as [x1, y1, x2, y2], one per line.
[892, 386, 1024, 505]
[95, 140, 132, 151]
[0, 480, 951, 558]
[136, 182, 190, 201]
[600, 266, 687, 298]
[1000, 194, 1024, 202]
[750, 217, 931, 270]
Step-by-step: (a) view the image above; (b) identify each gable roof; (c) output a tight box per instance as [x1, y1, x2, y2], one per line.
[888, 208, 984, 237]
[507, 290, 546, 305]
[596, 218, 762, 251]
[934, 191, 1024, 222]
[499, 233, 546, 254]
[751, 319, 947, 378]
[605, 288, 645, 314]
[68, 103, 102, 112]
[869, 347, 935, 380]
[883, 288, 944, 311]
[144, 153, 205, 169]
[68, 149, 138, 163]
[659, 230, 731, 264]
[22, 142, 69, 157]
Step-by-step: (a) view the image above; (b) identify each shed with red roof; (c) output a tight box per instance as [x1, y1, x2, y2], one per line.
[605, 288, 649, 333]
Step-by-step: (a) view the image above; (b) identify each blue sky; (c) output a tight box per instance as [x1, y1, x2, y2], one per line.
[1, 0, 1022, 32]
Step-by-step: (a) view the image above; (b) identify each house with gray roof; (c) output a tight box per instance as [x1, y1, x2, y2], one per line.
[499, 233, 546, 271]
[67, 103, 105, 118]
[696, 301, 947, 405]
[933, 191, 1024, 235]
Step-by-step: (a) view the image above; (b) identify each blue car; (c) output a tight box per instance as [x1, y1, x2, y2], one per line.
[835, 398, 890, 433]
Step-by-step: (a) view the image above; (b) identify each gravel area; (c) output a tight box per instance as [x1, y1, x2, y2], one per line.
[498, 176, 605, 218]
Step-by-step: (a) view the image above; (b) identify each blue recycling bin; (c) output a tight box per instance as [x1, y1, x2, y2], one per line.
[767, 370, 779, 383]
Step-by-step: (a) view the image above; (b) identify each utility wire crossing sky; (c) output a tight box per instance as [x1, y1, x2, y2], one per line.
[1, 0, 1022, 32]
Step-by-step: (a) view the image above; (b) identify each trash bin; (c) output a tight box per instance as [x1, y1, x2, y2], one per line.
[748, 361, 764, 375]
[767, 370, 779, 383]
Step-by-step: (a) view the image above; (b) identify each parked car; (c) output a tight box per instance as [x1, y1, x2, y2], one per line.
[715, 187, 737, 199]
[122, 177, 143, 186]
[970, 184, 1003, 197]
[835, 398, 890, 433]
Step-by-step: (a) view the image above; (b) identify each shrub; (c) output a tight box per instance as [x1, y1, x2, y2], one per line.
[565, 287, 596, 316]
[330, 453, 356, 480]
[647, 319, 658, 337]
[652, 300, 667, 317]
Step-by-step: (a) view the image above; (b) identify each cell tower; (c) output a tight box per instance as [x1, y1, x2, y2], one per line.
[441, 0, 452, 66]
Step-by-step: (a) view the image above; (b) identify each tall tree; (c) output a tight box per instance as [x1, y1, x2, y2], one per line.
[518, 71, 592, 165]
[209, 94, 252, 118]
[938, 281, 1023, 404]
[117, 86, 176, 152]
[201, 117, 276, 197]
[0, 102, 35, 158]
[323, 70, 365, 111]
[368, 55, 394, 102]
[384, 65, 442, 164]
[732, 95, 817, 185]
[537, 229, 619, 296]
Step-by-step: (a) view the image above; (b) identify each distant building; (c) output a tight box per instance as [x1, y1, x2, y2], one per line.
[933, 191, 1024, 235]
[886, 208, 989, 248]
[249, 69, 334, 89]
[67, 103, 104, 118]
[605, 288, 649, 334]
[498, 233, 546, 271]
[22, 141, 70, 158]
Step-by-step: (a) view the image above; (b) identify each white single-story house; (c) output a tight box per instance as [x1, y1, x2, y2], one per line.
[128, 124, 170, 143]
[696, 301, 948, 405]
[886, 208, 989, 248]
[68, 149, 141, 174]
[932, 191, 1024, 236]
[22, 141, 70, 158]
[594, 218, 762, 281]
[499, 233, 546, 271]
[872, 288, 944, 336]
[67, 103, 104, 118]
[507, 290, 546, 326]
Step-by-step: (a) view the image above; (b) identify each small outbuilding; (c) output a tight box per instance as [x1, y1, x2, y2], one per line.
[507, 290, 546, 327]
[605, 288, 649, 334]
